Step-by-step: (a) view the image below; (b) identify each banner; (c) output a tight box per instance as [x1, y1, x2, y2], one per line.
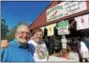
[46, 23, 56, 36]
[63, 1, 87, 16]
[75, 14, 89, 30]
[46, 3, 64, 22]
[57, 20, 70, 35]
[46, 1, 87, 22]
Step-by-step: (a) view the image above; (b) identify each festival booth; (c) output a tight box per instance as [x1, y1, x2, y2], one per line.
[44, 1, 89, 62]
[29, 1, 89, 62]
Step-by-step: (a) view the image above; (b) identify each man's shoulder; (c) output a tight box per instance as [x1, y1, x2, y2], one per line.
[5, 40, 17, 50]
[2, 40, 15, 50]
[9, 39, 17, 46]
[9, 39, 15, 43]
[2, 46, 11, 53]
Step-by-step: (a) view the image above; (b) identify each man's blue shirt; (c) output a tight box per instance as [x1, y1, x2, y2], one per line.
[1, 39, 34, 62]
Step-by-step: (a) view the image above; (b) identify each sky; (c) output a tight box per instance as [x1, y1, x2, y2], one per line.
[1, 1, 50, 30]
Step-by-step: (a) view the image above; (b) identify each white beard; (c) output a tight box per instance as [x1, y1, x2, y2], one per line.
[16, 38, 28, 44]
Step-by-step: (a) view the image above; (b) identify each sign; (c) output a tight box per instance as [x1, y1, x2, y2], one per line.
[46, 23, 56, 36]
[63, 1, 87, 16]
[46, 3, 64, 22]
[58, 20, 68, 27]
[46, 1, 87, 22]
[75, 14, 89, 30]
[57, 20, 70, 35]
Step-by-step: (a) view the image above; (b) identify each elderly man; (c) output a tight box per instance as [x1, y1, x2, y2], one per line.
[1, 25, 34, 62]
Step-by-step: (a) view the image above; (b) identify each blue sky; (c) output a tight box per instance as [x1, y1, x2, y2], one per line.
[1, 1, 50, 30]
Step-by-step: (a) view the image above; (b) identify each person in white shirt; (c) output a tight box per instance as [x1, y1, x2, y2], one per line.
[80, 41, 89, 62]
[28, 28, 49, 61]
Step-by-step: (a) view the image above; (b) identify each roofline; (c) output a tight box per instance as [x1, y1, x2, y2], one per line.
[29, 1, 51, 28]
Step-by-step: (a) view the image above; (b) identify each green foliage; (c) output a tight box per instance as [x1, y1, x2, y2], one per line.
[1, 19, 9, 40]
[6, 27, 17, 41]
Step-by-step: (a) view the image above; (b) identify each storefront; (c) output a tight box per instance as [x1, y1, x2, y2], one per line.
[29, 1, 89, 62]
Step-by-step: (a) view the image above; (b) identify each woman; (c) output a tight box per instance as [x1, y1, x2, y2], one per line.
[28, 28, 49, 61]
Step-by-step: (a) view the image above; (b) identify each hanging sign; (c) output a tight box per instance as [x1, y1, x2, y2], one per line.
[46, 1, 87, 22]
[63, 1, 87, 16]
[46, 23, 56, 36]
[46, 3, 64, 22]
[75, 14, 89, 30]
[57, 20, 70, 35]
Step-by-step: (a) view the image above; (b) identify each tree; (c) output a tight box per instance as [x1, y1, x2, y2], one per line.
[6, 26, 17, 41]
[1, 19, 9, 40]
